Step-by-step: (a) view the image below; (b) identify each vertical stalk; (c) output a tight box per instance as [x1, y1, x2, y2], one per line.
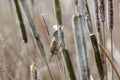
[110, 30, 113, 80]
[99, 0, 107, 79]
[20, 0, 54, 80]
[72, 15, 90, 80]
[108, 0, 114, 79]
[90, 34, 104, 80]
[94, 0, 104, 62]
[53, 0, 76, 80]
[84, 0, 93, 33]
[72, 0, 90, 79]
[84, 0, 104, 80]
[13, 0, 27, 43]
[99, 44, 120, 80]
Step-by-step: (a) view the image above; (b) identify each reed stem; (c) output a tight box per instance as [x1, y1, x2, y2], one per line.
[99, 44, 120, 80]
[110, 30, 114, 80]
[108, 0, 114, 79]
[13, 0, 27, 43]
[90, 34, 104, 80]
[72, 15, 90, 80]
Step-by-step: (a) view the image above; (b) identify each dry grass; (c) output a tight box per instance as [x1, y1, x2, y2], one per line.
[0, 0, 120, 80]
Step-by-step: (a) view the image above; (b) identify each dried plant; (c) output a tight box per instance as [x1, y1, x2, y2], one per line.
[108, 0, 114, 79]
[98, 0, 108, 80]
[83, 0, 104, 80]
[99, 44, 120, 79]
[84, 0, 93, 33]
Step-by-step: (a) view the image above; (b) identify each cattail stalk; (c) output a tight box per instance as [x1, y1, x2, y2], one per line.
[99, 0, 107, 79]
[72, 15, 90, 80]
[94, 0, 106, 79]
[20, 0, 54, 80]
[72, 0, 90, 79]
[13, 0, 27, 43]
[108, 0, 114, 79]
[53, 0, 76, 80]
[90, 34, 104, 80]
[84, 1, 104, 80]
[84, 0, 93, 33]
[94, 0, 104, 62]
[99, 44, 120, 79]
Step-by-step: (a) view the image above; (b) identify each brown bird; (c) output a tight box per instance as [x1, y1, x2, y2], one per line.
[49, 31, 60, 61]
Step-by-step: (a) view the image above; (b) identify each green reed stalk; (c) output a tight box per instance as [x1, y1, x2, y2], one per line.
[13, 0, 27, 43]
[72, 15, 90, 80]
[108, 0, 114, 79]
[90, 34, 104, 80]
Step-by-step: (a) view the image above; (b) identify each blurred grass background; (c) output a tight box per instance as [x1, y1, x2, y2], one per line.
[0, 0, 120, 80]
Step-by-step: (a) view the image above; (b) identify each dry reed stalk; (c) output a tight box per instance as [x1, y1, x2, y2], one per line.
[99, 44, 120, 80]
[94, 0, 104, 62]
[108, 0, 114, 79]
[54, 56, 64, 80]
[83, 1, 104, 80]
[30, 64, 37, 80]
[107, 0, 114, 79]
[19, 0, 54, 80]
[94, 0, 106, 79]
[99, 0, 107, 79]
[84, 0, 93, 33]
[13, 0, 27, 43]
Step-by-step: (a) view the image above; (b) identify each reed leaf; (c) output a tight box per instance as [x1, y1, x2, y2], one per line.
[20, 0, 45, 57]
[90, 34, 104, 80]
[72, 15, 90, 80]
[62, 48, 76, 80]
[13, 0, 27, 43]
[53, 0, 62, 25]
